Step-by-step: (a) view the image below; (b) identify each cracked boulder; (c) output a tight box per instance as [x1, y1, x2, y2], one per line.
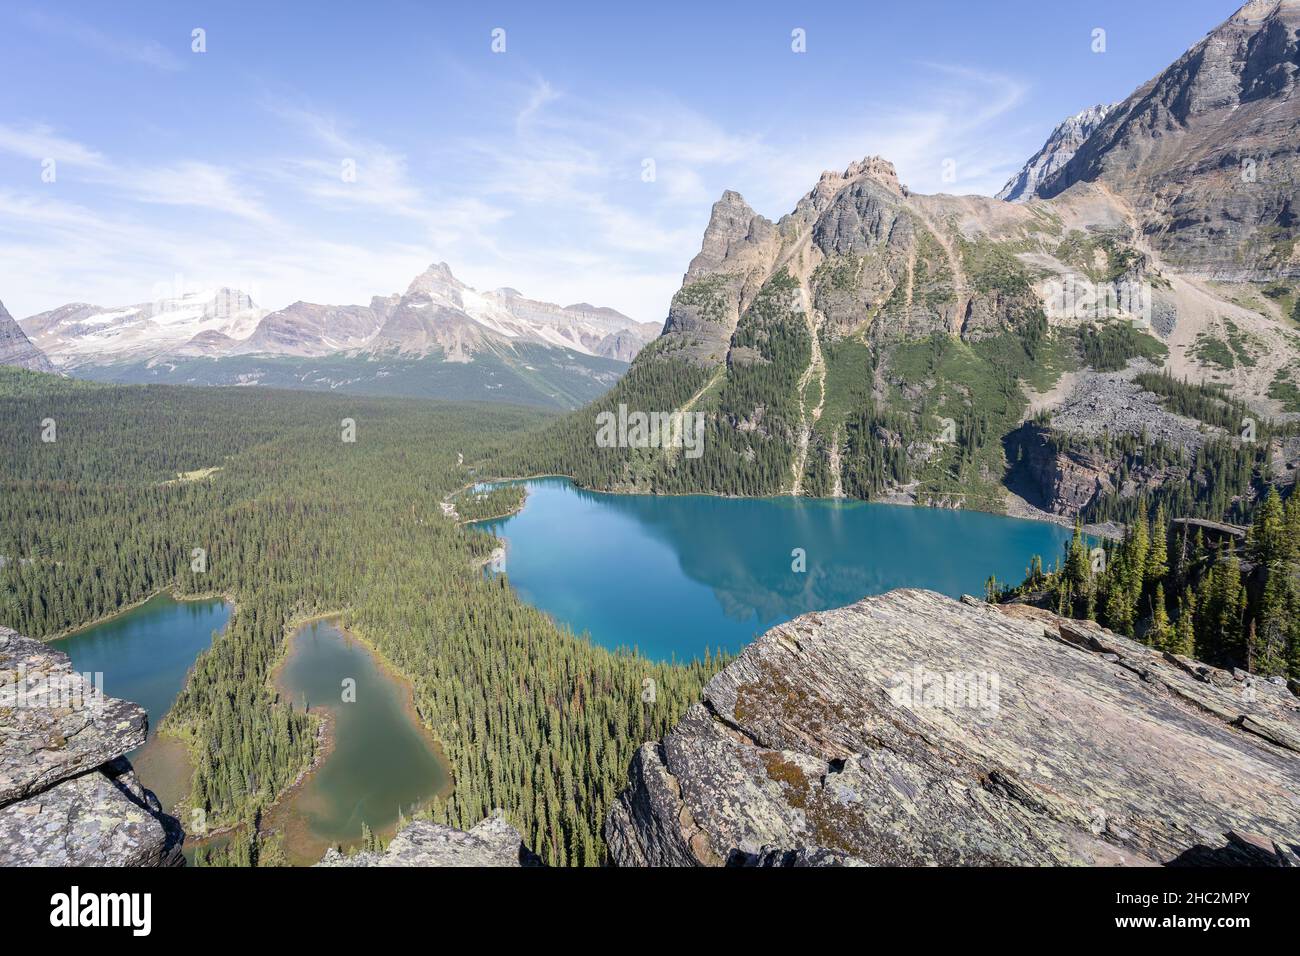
[606, 589, 1300, 866]
[0, 626, 183, 866]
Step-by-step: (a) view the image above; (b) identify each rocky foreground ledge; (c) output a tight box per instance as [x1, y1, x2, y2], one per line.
[317, 813, 541, 867]
[0, 626, 183, 866]
[606, 589, 1300, 866]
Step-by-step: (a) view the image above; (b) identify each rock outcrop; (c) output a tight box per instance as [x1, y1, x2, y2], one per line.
[0, 626, 184, 866]
[0, 299, 54, 373]
[316, 813, 540, 867]
[606, 589, 1300, 866]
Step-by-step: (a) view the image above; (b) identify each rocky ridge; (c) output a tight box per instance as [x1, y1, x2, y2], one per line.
[23, 262, 656, 368]
[606, 589, 1300, 866]
[1038, 0, 1300, 281]
[0, 626, 184, 866]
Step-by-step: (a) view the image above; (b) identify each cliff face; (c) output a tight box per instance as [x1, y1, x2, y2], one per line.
[606, 589, 1300, 866]
[1039, 0, 1300, 280]
[0, 626, 184, 866]
[316, 814, 541, 867]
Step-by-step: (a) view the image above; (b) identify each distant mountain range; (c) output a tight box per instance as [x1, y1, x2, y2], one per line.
[15, 263, 658, 408]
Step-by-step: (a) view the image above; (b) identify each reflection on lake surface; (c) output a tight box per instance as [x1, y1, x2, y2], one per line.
[475, 477, 1074, 661]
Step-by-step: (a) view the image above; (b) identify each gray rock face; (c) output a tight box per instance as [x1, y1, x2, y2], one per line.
[238, 300, 394, 357]
[606, 590, 1300, 866]
[0, 299, 54, 373]
[0, 626, 183, 866]
[997, 104, 1114, 203]
[1038, 0, 1300, 280]
[316, 814, 540, 867]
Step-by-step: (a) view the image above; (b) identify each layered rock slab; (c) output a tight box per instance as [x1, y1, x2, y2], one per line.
[606, 589, 1300, 866]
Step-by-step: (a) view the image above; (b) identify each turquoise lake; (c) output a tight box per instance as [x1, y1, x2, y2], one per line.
[54, 592, 231, 754]
[474, 478, 1075, 661]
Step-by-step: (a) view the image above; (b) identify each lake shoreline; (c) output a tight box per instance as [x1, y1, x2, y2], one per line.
[462, 475, 1080, 662]
[40, 585, 238, 644]
[260, 615, 453, 865]
[471, 471, 1121, 541]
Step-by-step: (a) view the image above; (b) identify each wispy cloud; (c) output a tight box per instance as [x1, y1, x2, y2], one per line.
[0, 123, 107, 167]
[22, 10, 184, 72]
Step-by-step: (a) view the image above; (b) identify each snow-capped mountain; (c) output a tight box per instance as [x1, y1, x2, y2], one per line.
[996, 103, 1114, 203]
[365, 262, 658, 362]
[22, 263, 657, 368]
[22, 289, 266, 368]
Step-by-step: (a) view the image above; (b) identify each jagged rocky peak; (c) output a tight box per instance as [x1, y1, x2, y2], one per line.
[996, 103, 1114, 203]
[826, 155, 906, 195]
[317, 813, 541, 867]
[405, 260, 466, 299]
[606, 589, 1300, 866]
[0, 626, 184, 866]
[0, 298, 54, 373]
[685, 189, 770, 282]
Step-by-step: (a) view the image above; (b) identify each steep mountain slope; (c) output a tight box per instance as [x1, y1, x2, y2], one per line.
[1038, 0, 1300, 281]
[0, 300, 54, 373]
[996, 104, 1114, 203]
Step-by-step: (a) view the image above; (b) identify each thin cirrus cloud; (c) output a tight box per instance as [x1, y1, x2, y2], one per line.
[21, 9, 184, 73]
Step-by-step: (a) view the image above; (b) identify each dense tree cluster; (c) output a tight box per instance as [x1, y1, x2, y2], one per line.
[996, 491, 1300, 680]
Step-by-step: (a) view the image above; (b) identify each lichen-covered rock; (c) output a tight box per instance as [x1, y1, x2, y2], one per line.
[0, 625, 183, 866]
[316, 814, 541, 867]
[1, 628, 148, 804]
[607, 589, 1300, 866]
[0, 758, 183, 866]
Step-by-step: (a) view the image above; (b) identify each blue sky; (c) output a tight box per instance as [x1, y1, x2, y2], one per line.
[0, 0, 1238, 322]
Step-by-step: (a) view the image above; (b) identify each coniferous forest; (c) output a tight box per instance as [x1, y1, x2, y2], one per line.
[0, 367, 724, 866]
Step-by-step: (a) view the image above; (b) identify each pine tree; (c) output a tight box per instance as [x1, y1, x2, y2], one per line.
[1173, 588, 1196, 657]
[1148, 583, 1173, 650]
[1145, 504, 1169, 586]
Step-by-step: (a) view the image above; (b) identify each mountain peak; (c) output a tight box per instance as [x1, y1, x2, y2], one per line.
[829, 155, 905, 195]
[0, 298, 56, 373]
[1230, 0, 1289, 23]
[996, 103, 1115, 203]
[405, 261, 463, 297]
